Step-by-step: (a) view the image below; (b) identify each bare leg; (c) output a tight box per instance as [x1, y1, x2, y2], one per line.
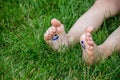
[68, 0, 119, 43]
[80, 26, 120, 65]
[44, 0, 119, 50]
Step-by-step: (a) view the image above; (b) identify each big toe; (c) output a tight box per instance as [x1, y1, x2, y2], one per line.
[51, 18, 62, 27]
[86, 26, 93, 33]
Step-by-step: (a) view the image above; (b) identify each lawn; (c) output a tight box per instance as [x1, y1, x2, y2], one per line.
[0, 0, 120, 80]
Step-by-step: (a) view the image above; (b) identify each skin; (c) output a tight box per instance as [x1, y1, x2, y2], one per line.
[44, 19, 68, 51]
[44, 0, 120, 64]
[80, 26, 120, 65]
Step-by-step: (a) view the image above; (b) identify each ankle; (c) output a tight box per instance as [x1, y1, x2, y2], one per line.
[98, 44, 112, 58]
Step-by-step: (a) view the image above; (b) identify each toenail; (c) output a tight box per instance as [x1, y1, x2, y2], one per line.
[52, 34, 59, 40]
[53, 30, 56, 32]
[91, 41, 93, 43]
[87, 45, 90, 49]
[87, 33, 90, 35]
[80, 41, 86, 49]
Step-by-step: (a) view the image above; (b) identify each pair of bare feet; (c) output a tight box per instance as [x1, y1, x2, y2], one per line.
[44, 19, 100, 65]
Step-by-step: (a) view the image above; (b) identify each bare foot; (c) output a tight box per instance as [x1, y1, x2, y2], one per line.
[80, 26, 101, 65]
[44, 19, 68, 51]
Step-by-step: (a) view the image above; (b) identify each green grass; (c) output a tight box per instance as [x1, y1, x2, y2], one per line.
[0, 0, 120, 80]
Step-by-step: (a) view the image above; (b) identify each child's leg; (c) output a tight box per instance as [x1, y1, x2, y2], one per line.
[80, 26, 120, 65]
[67, 0, 119, 42]
[44, 0, 119, 50]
